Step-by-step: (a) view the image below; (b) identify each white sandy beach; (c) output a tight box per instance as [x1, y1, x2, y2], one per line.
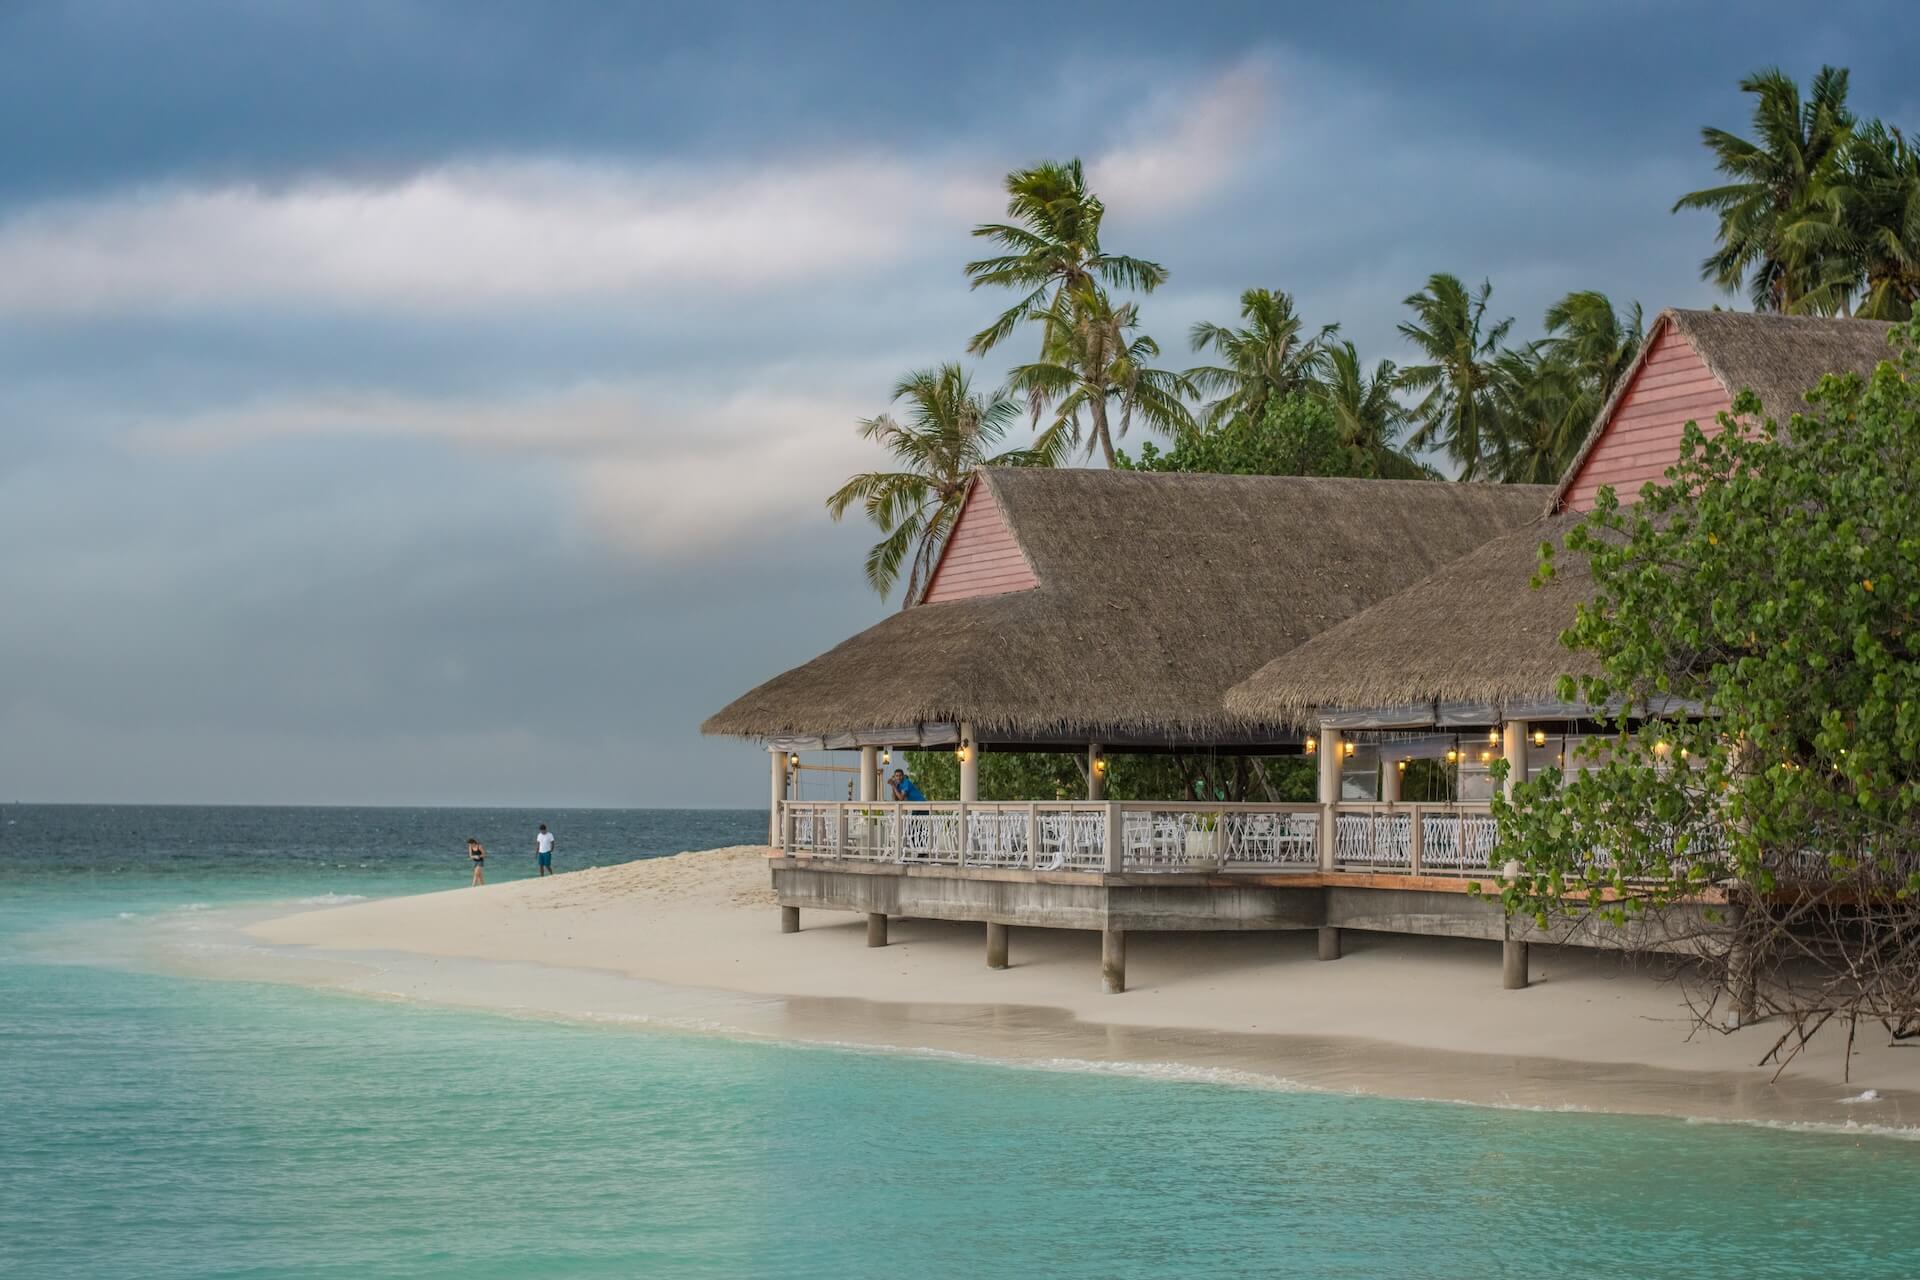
[237, 847, 1920, 1130]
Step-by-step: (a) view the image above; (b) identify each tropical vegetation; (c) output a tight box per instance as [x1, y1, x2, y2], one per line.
[1491, 323, 1920, 1056]
[828, 63, 1910, 604]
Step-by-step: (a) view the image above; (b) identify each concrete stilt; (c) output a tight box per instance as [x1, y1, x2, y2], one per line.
[1101, 927, 1126, 994]
[1502, 939, 1529, 989]
[780, 905, 799, 934]
[1317, 926, 1342, 961]
[986, 921, 1009, 969]
[866, 912, 888, 948]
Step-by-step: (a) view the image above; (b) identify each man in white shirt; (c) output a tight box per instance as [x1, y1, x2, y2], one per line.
[535, 824, 556, 876]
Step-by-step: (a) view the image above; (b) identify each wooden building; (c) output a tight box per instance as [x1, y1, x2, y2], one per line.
[706, 311, 1901, 992]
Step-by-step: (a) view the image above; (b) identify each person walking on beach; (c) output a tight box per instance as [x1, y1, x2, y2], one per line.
[535, 824, 555, 876]
[467, 837, 486, 887]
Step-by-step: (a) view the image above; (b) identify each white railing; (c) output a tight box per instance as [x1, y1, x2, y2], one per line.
[778, 801, 1321, 874]
[1330, 803, 1497, 876]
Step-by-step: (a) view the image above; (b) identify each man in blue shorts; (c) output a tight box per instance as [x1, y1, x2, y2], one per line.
[535, 823, 555, 876]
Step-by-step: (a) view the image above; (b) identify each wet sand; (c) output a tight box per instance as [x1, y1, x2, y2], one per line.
[203, 847, 1920, 1133]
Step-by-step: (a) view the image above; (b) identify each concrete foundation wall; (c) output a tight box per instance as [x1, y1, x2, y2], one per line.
[773, 860, 1705, 955]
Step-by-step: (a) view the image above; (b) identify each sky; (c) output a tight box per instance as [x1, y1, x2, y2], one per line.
[2, 1, 1914, 808]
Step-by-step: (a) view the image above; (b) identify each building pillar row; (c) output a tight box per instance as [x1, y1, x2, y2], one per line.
[769, 747, 789, 848]
[1316, 724, 1342, 871]
[958, 721, 979, 802]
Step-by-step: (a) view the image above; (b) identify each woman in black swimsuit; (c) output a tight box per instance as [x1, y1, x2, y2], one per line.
[467, 837, 486, 887]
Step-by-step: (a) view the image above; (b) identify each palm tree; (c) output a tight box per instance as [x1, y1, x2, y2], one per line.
[827, 365, 1063, 604]
[1485, 347, 1588, 485]
[1540, 290, 1644, 400]
[964, 159, 1168, 356]
[1398, 274, 1513, 480]
[1186, 288, 1338, 429]
[1005, 285, 1195, 468]
[1814, 121, 1920, 320]
[1673, 66, 1855, 312]
[1314, 341, 1429, 478]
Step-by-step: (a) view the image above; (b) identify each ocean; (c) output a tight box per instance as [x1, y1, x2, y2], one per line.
[3, 803, 1919, 1279]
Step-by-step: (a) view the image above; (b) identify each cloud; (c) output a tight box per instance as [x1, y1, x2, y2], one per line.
[125, 378, 883, 559]
[0, 156, 994, 315]
[1089, 58, 1272, 218]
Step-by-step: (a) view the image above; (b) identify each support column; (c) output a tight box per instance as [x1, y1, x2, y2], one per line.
[1087, 743, 1106, 801]
[1317, 926, 1342, 961]
[958, 722, 979, 802]
[1502, 939, 1529, 989]
[780, 905, 799, 934]
[858, 745, 878, 803]
[1316, 726, 1342, 870]
[1503, 720, 1529, 798]
[1102, 926, 1126, 994]
[866, 912, 888, 948]
[1382, 756, 1402, 804]
[987, 921, 1009, 969]
[769, 748, 790, 848]
[1726, 927, 1757, 1028]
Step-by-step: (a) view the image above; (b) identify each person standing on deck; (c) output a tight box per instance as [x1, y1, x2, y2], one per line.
[467, 837, 486, 887]
[888, 770, 926, 803]
[535, 824, 555, 876]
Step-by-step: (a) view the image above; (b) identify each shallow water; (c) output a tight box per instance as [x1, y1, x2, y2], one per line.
[5, 804, 1920, 1278]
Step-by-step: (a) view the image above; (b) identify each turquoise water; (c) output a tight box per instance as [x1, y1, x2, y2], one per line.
[5, 806, 1920, 1278]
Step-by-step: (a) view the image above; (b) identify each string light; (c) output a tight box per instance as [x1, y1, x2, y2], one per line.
[1478, 748, 1493, 763]
[1653, 740, 1672, 758]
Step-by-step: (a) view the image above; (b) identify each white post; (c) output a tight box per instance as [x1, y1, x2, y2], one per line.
[1087, 743, 1106, 801]
[1503, 721, 1529, 799]
[858, 745, 878, 803]
[769, 748, 789, 848]
[1382, 755, 1402, 804]
[1317, 726, 1342, 870]
[959, 722, 980, 802]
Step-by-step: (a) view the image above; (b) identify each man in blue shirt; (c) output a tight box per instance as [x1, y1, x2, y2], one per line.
[888, 769, 927, 802]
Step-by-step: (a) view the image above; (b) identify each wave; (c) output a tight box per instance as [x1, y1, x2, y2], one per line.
[293, 893, 368, 906]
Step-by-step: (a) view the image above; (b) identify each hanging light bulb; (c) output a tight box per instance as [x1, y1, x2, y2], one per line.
[1488, 727, 1501, 745]
[1445, 748, 1459, 764]
[788, 753, 800, 768]
[1304, 735, 1318, 755]
[881, 749, 891, 765]
[1531, 728, 1547, 748]
[1342, 741, 1356, 758]
[955, 742, 972, 764]
[1479, 748, 1493, 763]
[1093, 756, 1109, 778]
[1396, 760, 1407, 772]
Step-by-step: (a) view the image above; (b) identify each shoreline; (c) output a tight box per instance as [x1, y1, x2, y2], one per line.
[125, 847, 1920, 1134]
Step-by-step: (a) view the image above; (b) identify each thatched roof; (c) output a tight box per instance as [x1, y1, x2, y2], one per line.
[705, 468, 1549, 743]
[1552, 309, 1899, 512]
[1226, 515, 1595, 724]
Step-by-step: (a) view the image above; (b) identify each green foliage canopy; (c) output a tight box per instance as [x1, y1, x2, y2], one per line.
[1491, 324, 1920, 945]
